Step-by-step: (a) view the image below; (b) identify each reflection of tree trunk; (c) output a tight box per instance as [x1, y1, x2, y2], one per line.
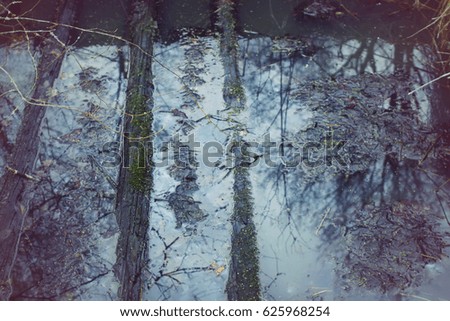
[114, 0, 155, 300]
[217, 0, 261, 301]
[0, 0, 79, 301]
[393, 43, 413, 76]
[360, 38, 376, 74]
[428, 5, 450, 128]
[430, 79, 450, 129]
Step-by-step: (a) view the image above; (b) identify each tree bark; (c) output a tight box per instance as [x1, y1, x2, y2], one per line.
[114, 0, 156, 300]
[216, 0, 261, 301]
[0, 0, 80, 301]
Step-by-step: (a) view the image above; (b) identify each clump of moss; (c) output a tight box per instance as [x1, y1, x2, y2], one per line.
[126, 89, 153, 192]
[217, 0, 237, 36]
[233, 166, 253, 221]
[143, 18, 158, 33]
[129, 90, 146, 110]
[128, 91, 152, 137]
[228, 81, 245, 103]
[129, 145, 152, 192]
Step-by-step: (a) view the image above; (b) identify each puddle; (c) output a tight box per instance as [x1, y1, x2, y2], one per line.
[148, 0, 450, 301]
[1, 0, 449, 300]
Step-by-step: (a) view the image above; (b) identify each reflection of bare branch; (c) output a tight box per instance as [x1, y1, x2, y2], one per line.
[269, 0, 288, 31]
[260, 246, 283, 300]
[154, 266, 211, 284]
[333, 39, 368, 76]
[13, 270, 110, 300]
[148, 226, 215, 298]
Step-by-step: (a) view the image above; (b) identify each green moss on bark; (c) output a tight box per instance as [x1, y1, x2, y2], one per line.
[129, 146, 152, 193]
[126, 90, 153, 193]
[231, 223, 261, 301]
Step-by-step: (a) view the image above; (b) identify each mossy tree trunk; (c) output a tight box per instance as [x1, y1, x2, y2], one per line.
[114, 0, 156, 300]
[216, 0, 261, 301]
[0, 0, 79, 301]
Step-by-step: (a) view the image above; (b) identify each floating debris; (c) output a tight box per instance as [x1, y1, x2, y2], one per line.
[340, 201, 447, 293]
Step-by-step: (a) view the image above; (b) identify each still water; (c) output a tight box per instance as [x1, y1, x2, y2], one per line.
[1, 0, 449, 300]
[149, 0, 450, 300]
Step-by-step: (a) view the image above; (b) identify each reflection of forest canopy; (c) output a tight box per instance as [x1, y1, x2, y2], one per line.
[0, 0, 449, 301]
[240, 26, 450, 298]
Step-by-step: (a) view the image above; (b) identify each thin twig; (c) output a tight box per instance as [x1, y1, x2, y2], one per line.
[315, 207, 331, 235]
[408, 71, 450, 95]
[419, 133, 443, 165]
[435, 190, 450, 226]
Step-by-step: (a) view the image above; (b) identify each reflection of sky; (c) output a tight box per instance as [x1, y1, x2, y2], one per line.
[240, 36, 450, 300]
[2, 0, 447, 301]
[148, 33, 449, 300]
[148, 39, 231, 300]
